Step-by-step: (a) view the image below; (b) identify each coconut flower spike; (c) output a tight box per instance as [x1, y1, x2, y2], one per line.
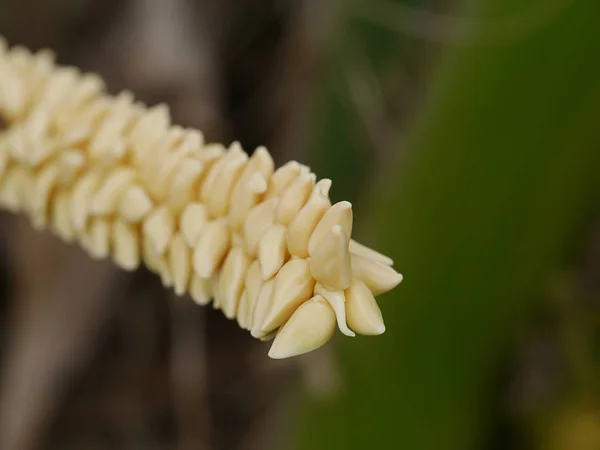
[0, 37, 403, 359]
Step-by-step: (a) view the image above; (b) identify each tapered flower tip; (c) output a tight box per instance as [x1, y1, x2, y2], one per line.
[349, 239, 393, 266]
[351, 254, 403, 295]
[258, 224, 288, 280]
[268, 295, 336, 359]
[308, 200, 352, 255]
[251, 279, 275, 338]
[345, 278, 385, 335]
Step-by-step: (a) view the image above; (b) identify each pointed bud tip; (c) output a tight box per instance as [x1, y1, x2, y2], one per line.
[268, 346, 290, 359]
[229, 140, 243, 152]
[248, 172, 267, 192]
[373, 321, 386, 335]
[393, 272, 403, 286]
[266, 295, 336, 359]
[316, 178, 332, 196]
[267, 334, 333, 359]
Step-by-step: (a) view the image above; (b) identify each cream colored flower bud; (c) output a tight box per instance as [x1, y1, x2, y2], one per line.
[195, 143, 224, 166]
[258, 224, 289, 280]
[167, 157, 204, 213]
[180, 202, 207, 247]
[26, 136, 56, 169]
[349, 239, 393, 266]
[118, 185, 154, 223]
[85, 218, 110, 260]
[129, 104, 171, 162]
[142, 232, 164, 274]
[158, 262, 173, 288]
[149, 149, 188, 202]
[199, 143, 242, 206]
[251, 279, 275, 338]
[309, 225, 352, 291]
[175, 129, 204, 155]
[228, 172, 268, 231]
[260, 258, 315, 334]
[52, 190, 75, 242]
[243, 197, 277, 256]
[89, 92, 135, 158]
[211, 272, 225, 310]
[70, 171, 103, 231]
[61, 98, 110, 145]
[169, 233, 192, 295]
[22, 111, 52, 165]
[205, 150, 247, 218]
[112, 218, 140, 271]
[90, 167, 135, 215]
[236, 290, 251, 329]
[260, 331, 277, 342]
[142, 206, 175, 256]
[140, 127, 185, 183]
[351, 254, 403, 296]
[275, 172, 315, 225]
[55, 74, 105, 131]
[264, 161, 302, 198]
[287, 179, 331, 258]
[268, 295, 336, 359]
[308, 201, 353, 255]
[192, 218, 230, 278]
[37, 68, 78, 115]
[57, 150, 86, 185]
[238, 146, 274, 182]
[244, 260, 264, 329]
[345, 278, 385, 335]
[219, 247, 251, 319]
[190, 274, 212, 305]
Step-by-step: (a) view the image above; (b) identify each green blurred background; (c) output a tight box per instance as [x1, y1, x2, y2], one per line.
[0, 0, 599, 449]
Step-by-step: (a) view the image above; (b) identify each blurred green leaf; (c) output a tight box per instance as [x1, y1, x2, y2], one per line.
[295, 0, 600, 449]
[308, 0, 430, 206]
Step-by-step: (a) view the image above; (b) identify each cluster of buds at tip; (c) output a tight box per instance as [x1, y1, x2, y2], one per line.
[0, 37, 403, 359]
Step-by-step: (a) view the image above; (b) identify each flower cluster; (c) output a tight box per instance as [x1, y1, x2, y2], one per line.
[0, 38, 402, 359]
